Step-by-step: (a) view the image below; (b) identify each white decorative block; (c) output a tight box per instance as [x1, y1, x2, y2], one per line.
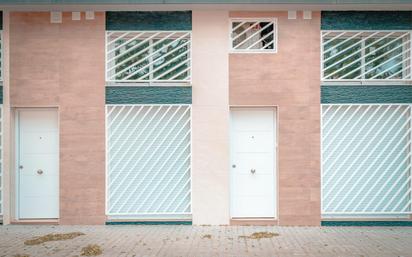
[85, 11, 95, 20]
[50, 12, 62, 24]
[303, 10, 312, 20]
[288, 11, 297, 20]
[72, 12, 81, 21]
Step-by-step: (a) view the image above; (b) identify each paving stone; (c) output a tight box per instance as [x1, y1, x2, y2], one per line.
[0, 225, 411, 257]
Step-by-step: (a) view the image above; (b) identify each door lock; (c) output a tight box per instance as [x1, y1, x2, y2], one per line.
[251, 169, 256, 174]
[37, 169, 43, 175]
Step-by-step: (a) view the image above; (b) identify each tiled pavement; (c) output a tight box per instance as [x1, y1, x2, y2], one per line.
[0, 225, 412, 257]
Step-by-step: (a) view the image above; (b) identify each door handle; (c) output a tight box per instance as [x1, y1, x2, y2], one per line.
[251, 169, 256, 174]
[37, 169, 43, 175]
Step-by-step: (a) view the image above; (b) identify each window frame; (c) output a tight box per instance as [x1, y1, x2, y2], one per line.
[229, 17, 278, 54]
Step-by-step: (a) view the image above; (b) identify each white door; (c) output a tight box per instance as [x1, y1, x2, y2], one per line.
[17, 109, 59, 219]
[230, 108, 276, 218]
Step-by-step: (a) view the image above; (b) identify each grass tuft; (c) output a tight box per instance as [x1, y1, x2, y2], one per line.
[239, 232, 279, 239]
[24, 232, 85, 245]
[81, 244, 103, 256]
[201, 234, 212, 239]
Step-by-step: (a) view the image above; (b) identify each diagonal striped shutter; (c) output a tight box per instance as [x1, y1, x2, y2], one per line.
[322, 104, 412, 216]
[106, 105, 191, 217]
[0, 106, 2, 215]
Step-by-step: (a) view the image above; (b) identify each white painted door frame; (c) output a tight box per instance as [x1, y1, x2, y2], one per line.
[15, 108, 59, 219]
[230, 107, 278, 219]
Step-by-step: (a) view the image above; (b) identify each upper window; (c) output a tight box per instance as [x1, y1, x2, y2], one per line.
[106, 31, 191, 84]
[322, 31, 411, 82]
[230, 18, 277, 53]
[0, 31, 2, 82]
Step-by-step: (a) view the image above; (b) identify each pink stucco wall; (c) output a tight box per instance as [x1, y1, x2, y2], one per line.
[229, 11, 321, 226]
[7, 10, 320, 226]
[10, 12, 106, 224]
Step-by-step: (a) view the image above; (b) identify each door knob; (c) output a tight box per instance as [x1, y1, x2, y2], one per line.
[232, 164, 236, 168]
[37, 169, 43, 175]
[19, 165, 24, 169]
[251, 169, 256, 174]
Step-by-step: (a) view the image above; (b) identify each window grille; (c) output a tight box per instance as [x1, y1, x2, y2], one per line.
[0, 32, 2, 81]
[0, 106, 2, 215]
[322, 104, 412, 216]
[322, 31, 412, 81]
[0, 31, 3, 215]
[230, 18, 277, 53]
[106, 31, 191, 84]
[106, 105, 191, 217]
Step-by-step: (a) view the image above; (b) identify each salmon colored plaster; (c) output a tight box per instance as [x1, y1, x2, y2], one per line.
[229, 11, 321, 226]
[9, 12, 106, 224]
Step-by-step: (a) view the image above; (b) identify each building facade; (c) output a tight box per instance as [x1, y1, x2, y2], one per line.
[0, 1, 411, 226]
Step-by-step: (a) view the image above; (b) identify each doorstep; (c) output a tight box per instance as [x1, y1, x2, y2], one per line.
[230, 218, 278, 226]
[106, 220, 192, 225]
[11, 219, 59, 225]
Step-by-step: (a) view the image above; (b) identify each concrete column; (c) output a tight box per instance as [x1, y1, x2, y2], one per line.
[191, 10, 230, 225]
[2, 11, 11, 225]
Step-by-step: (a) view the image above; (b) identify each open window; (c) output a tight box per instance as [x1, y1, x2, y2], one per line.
[230, 18, 277, 53]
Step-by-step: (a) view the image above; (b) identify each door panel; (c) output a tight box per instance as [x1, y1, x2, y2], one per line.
[231, 109, 274, 131]
[18, 109, 59, 219]
[232, 195, 276, 218]
[232, 174, 274, 196]
[230, 108, 276, 218]
[233, 131, 274, 153]
[234, 153, 273, 175]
